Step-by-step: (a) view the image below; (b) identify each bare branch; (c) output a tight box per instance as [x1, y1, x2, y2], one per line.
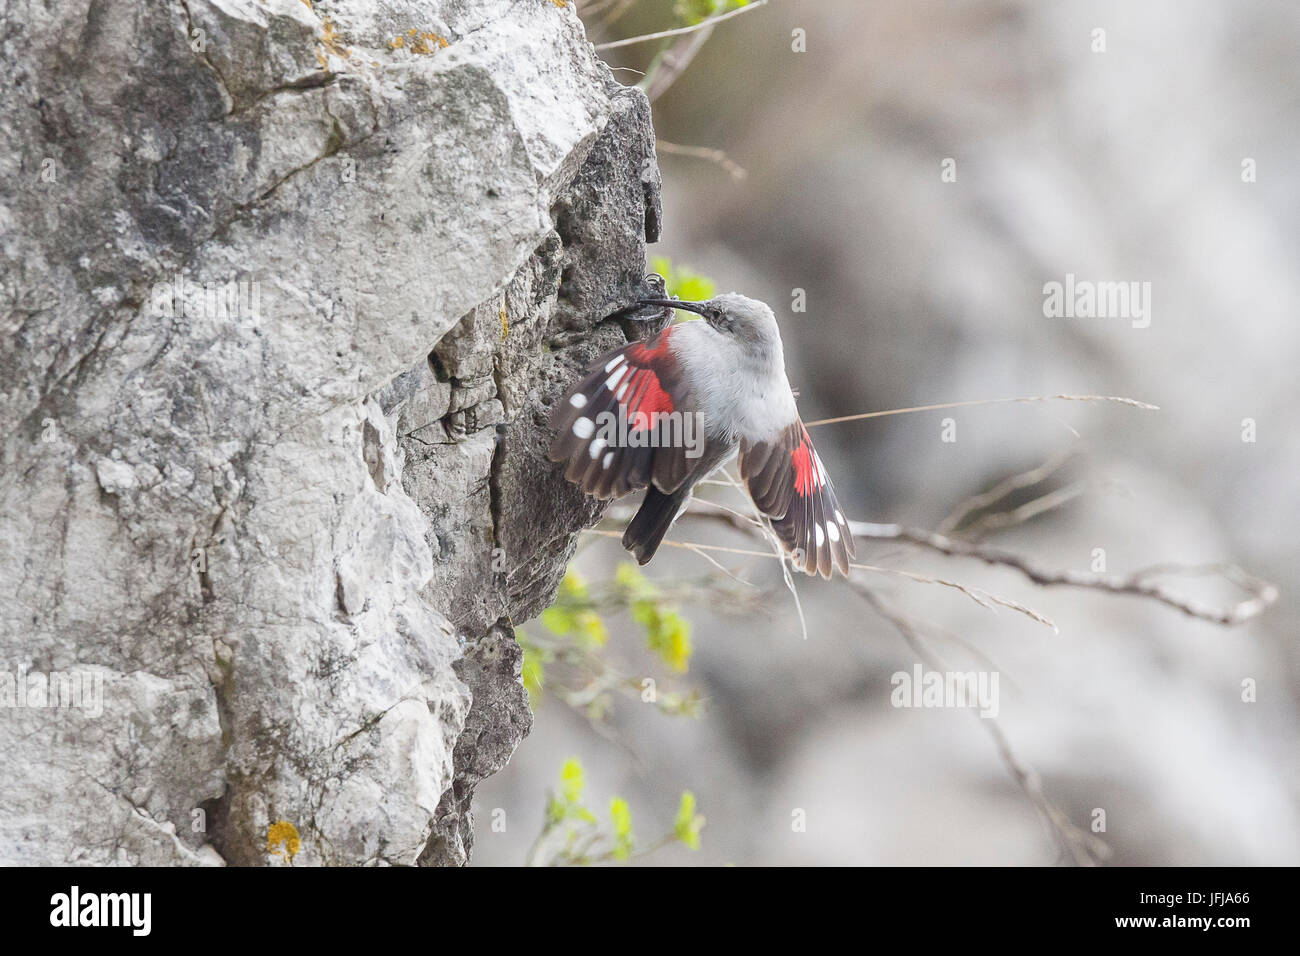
[675, 505, 1275, 628]
[594, 0, 768, 50]
[850, 583, 1110, 866]
[851, 523, 1278, 627]
[958, 481, 1088, 539]
[938, 447, 1078, 534]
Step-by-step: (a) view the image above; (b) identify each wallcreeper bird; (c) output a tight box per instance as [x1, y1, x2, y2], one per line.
[549, 293, 855, 578]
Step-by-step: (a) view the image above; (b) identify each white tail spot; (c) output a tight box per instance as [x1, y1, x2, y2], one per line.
[573, 417, 595, 439]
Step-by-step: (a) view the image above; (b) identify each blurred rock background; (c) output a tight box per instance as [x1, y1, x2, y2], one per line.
[473, 0, 1299, 865]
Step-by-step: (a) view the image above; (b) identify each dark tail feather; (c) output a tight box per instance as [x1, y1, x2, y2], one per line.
[622, 486, 688, 565]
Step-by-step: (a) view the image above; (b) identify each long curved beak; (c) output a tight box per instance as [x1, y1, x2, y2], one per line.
[636, 298, 709, 318]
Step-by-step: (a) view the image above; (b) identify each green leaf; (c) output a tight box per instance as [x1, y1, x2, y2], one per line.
[615, 561, 651, 597]
[545, 794, 565, 826]
[574, 609, 608, 648]
[674, 791, 705, 850]
[672, 273, 716, 302]
[609, 797, 635, 860]
[560, 757, 585, 805]
[516, 628, 546, 708]
[539, 605, 574, 635]
[521, 643, 545, 706]
[646, 609, 693, 674]
[542, 570, 607, 647]
[558, 569, 589, 600]
[647, 256, 717, 305]
[673, 0, 741, 26]
[617, 562, 693, 672]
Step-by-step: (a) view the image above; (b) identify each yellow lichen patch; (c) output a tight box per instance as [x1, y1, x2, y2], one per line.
[550, 0, 569, 8]
[499, 299, 509, 341]
[317, 17, 351, 67]
[267, 820, 301, 860]
[391, 29, 449, 54]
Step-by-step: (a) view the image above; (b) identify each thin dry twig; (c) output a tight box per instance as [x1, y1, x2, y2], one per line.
[716, 464, 811, 641]
[655, 139, 747, 180]
[677, 541, 759, 589]
[804, 394, 1159, 429]
[594, 0, 768, 50]
[938, 447, 1079, 534]
[583, 529, 1059, 631]
[959, 481, 1088, 539]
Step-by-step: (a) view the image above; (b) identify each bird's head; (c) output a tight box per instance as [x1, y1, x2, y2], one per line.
[635, 292, 783, 357]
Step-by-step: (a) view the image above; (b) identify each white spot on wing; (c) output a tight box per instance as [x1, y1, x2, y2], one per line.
[602, 452, 614, 469]
[815, 525, 825, 547]
[616, 381, 630, 401]
[827, 522, 840, 543]
[589, 437, 607, 459]
[605, 355, 626, 373]
[606, 366, 628, 390]
[573, 417, 594, 439]
[568, 392, 587, 409]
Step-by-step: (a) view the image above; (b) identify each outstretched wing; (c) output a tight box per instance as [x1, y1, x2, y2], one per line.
[549, 325, 701, 499]
[739, 420, 855, 578]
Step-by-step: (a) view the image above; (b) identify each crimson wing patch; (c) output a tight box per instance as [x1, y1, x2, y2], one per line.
[549, 325, 699, 500]
[739, 421, 855, 578]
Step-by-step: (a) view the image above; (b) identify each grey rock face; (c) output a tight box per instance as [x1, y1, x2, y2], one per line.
[0, 0, 659, 865]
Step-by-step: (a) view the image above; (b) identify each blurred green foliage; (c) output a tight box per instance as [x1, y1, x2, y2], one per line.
[516, 563, 701, 721]
[616, 562, 693, 673]
[527, 757, 704, 865]
[650, 255, 717, 303]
